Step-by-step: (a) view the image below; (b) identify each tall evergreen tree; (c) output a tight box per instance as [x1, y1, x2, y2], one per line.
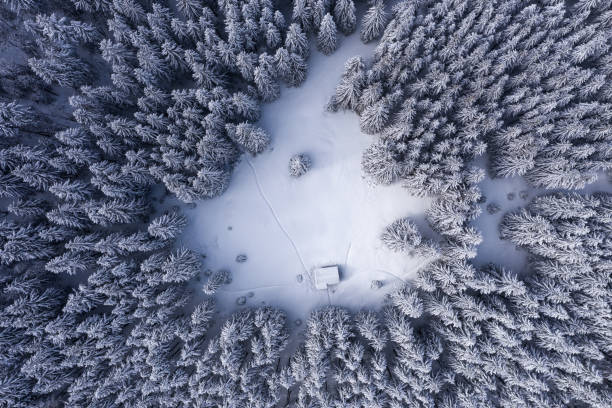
[317, 13, 338, 55]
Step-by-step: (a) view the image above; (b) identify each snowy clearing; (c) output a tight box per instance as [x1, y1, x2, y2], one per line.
[181, 35, 431, 321]
[472, 156, 611, 275]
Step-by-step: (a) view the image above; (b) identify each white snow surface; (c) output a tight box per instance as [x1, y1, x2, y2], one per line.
[181, 35, 431, 322]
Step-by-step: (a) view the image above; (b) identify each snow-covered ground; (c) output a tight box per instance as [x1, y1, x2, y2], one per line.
[181, 35, 431, 322]
[472, 156, 611, 275]
[472, 170, 534, 275]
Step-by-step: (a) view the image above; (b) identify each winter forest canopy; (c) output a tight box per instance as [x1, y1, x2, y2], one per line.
[0, 0, 610, 407]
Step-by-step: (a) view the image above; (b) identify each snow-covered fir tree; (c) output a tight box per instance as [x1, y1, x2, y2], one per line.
[317, 13, 338, 55]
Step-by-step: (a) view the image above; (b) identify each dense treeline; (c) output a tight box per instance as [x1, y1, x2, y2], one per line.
[0, 0, 611, 407]
[331, 0, 612, 192]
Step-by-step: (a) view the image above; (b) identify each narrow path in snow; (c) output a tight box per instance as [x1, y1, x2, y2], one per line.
[245, 157, 313, 285]
[375, 269, 407, 283]
[344, 242, 352, 266]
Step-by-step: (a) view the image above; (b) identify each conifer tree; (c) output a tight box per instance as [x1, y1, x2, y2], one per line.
[285, 23, 309, 58]
[3, 0, 38, 13]
[292, 0, 314, 33]
[148, 211, 187, 241]
[333, 0, 357, 35]
[176, 0, 205, 20]
[226, 123, 271, 155]
[360, 0, 387, 43]
[317, 13, 338, 55]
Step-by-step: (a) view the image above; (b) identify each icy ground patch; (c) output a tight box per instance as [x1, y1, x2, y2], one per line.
[181, 35, 431, 322]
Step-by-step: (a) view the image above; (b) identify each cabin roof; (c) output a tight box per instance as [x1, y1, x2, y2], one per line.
[313, 265, 340, 290]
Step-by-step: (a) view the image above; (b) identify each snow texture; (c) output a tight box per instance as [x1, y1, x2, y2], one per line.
[182, 35, 430, 321]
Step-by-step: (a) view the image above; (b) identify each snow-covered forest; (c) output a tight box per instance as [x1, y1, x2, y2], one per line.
[0, 0, 610, 407]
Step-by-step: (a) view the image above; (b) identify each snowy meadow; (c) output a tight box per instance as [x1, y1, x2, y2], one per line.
[182, 33, 431, 320]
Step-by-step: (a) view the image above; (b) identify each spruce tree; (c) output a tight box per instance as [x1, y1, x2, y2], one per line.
[333, 0, 357, 35]
[360, 0, 387, 43]
[317, 13, 338, 55]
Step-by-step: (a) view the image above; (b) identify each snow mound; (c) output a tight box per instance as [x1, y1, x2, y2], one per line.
[182, 35, 431, 321]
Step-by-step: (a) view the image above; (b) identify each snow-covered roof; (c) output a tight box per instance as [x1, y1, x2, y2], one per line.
[313, 265, 340, 290]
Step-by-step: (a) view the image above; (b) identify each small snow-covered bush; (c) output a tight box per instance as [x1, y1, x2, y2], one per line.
[487, 202, 501, 215]
[289, 153, 311, 177]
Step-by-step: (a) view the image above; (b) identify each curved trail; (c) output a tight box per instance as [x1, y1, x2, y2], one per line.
[374, 257, 432, 284]
[375, 269, 407, 283]
[245, 157, 313, 285]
